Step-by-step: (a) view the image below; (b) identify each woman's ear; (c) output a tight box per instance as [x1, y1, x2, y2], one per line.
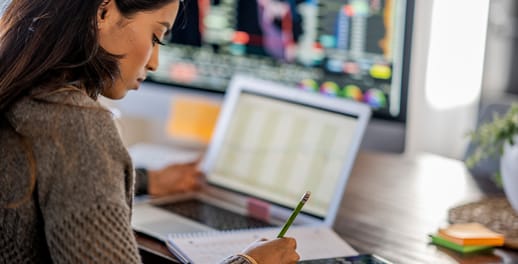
[97, 0, 116, 30]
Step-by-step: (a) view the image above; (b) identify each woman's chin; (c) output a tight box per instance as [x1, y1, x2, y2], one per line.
[101, 89, 129, 100]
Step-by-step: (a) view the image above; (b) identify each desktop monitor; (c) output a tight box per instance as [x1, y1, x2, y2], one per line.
[147, 0, 415, 153]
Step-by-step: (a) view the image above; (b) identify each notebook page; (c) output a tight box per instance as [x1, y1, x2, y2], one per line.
[166, 226, 357, 263]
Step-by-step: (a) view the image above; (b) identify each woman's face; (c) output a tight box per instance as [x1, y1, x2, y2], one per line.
[97, 1, 179, 99]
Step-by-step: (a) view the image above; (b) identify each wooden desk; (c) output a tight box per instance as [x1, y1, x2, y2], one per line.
[136, 151, 518, 264]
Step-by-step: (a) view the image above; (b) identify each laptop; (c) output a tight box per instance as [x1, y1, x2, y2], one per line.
[131, 75, 371, 241]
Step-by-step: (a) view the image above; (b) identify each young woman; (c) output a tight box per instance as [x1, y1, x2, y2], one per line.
[0, 0, 300, 263]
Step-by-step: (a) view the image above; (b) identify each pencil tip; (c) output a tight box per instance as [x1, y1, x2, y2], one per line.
[303, 191, 311, 202]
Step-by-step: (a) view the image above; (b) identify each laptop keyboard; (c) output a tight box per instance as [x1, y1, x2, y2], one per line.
[155, 199, 275, 230]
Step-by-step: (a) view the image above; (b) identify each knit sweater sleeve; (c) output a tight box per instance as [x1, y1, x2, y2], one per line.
[17, 92, 141, 263]
[220, 255, 255, 264]
[45, 203, 140, 263]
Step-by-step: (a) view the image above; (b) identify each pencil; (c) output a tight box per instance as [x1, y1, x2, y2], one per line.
[277, 191, 311, 238]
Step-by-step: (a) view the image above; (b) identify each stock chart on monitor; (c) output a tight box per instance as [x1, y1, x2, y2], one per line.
[148, 0, 413, 121]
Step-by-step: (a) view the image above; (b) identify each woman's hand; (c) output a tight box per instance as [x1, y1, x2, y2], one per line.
[242, 237, 300, 264]
[147, 160, 202, 196]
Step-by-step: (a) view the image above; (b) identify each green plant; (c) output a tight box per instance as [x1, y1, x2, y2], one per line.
[465, 103, 518, 185]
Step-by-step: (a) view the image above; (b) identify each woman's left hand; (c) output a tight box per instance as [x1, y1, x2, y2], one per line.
[147, 160, 202, 196]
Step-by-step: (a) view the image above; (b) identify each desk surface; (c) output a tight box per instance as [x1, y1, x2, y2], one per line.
[136, 151, 518, 264]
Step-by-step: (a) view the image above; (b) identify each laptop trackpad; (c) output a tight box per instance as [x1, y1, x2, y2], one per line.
[132, 203, 214, 241]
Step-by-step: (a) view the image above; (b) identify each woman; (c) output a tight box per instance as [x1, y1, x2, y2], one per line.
[0, 0, 300, 263]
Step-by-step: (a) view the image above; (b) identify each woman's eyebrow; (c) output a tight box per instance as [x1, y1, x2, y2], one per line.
[157, 21, 172, 36]
[158, 21, 172, 31]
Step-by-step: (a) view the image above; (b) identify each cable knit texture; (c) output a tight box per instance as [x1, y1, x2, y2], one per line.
[0, 88, 253, 264]
[220, 255, 254, 264]
[0, 88, 140, 263]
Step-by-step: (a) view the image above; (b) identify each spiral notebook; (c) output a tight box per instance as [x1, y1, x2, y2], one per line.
[166, 226, 357, 264]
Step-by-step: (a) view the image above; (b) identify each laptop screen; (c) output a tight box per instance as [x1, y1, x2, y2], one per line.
[204, 83, 366, 219]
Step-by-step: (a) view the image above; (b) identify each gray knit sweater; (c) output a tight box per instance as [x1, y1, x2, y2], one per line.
[1, 88, 140, 263]
[0, 88, 252, 264]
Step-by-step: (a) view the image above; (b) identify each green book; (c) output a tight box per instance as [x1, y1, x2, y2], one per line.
[429, 234, 493, 253]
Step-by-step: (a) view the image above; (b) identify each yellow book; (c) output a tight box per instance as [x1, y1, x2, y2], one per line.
[437, 223, 504, 246]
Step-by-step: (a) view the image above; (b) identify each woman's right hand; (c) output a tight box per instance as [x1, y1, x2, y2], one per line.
[242, 237, 299, 264]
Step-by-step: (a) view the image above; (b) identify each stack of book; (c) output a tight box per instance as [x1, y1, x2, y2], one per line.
[429, 222, 505, 253]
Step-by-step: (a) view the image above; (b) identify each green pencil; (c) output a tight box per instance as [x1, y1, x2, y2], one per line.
[277, 191, 311, 238]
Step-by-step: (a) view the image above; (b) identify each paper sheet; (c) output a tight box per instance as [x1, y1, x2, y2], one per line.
[128, 143, 201, 170]
[166, 226, 357, 263]
[166, 96, 221, 144]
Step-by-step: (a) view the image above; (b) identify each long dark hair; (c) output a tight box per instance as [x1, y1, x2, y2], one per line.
[0, 0, 178, 208]
[0, 0, 177, 111]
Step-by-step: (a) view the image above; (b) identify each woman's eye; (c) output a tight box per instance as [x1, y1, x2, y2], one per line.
[152, 35, 166, 46]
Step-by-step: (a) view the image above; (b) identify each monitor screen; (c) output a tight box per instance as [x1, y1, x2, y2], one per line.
[148, 0, 414, 122]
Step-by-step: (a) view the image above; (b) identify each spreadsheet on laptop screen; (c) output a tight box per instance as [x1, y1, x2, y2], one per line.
[207, 91, 359, 217]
